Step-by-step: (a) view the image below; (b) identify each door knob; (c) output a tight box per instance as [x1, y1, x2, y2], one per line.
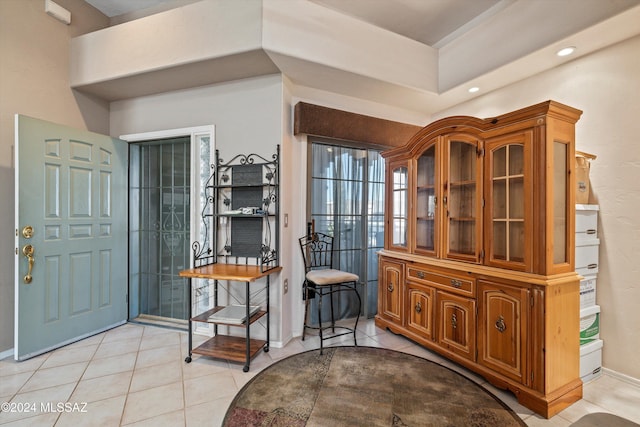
[22, 244, 35, 284]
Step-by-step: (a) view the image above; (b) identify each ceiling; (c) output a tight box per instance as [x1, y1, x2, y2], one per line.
[80, 0, 640, 115]
[88, 0, 503, 48]
[85, 0, 505, 48]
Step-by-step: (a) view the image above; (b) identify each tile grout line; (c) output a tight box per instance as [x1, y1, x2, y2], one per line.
[53, 334, 104, 426]
[118, 326, 146, 427]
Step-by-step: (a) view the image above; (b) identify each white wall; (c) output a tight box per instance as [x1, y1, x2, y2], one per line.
[111, 74, 282, 158]
[432, 35, 640, 381]
[110, 74, 287, 343]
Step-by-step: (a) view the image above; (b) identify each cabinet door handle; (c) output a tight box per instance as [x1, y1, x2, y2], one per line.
[495, 315, 506, 333]
[415, 302, 422, 314]
[450, 279, 462, 288]
[586, 229, 596, 234]
[587, 263, 598, 269]
[388, 283, 394, 292]
[451, 313, 457, 329]
[417, 271, 425, 279]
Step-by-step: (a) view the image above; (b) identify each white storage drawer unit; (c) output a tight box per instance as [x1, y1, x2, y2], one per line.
[580, 339, 603, 383]
[580, 305, 600, 345]
[576, 238, 599, 276]
[580, 275, 597, 308]
[576, 204, 599, 241]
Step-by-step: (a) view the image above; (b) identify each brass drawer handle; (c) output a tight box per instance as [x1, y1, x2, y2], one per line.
[388, 283, 394, 292]
[495, 315, 506, 333]
[415, 302, 422, 314]
[450, 279, 462, 288]
[417, 271, 425, 279]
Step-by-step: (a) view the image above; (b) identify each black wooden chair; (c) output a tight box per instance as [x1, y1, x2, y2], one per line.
[299, 232, 361, 353]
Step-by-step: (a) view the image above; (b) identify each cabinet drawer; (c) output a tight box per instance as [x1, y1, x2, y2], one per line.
[407, 267, 475, 297]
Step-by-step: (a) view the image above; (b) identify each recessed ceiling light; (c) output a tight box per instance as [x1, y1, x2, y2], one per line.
[557, 46, 576, 57]
[468, 87, 480, 93]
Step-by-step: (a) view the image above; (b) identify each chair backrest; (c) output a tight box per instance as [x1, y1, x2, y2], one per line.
[299, 232, 334, 273]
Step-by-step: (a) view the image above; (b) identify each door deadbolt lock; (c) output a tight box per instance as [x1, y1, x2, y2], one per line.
[22, 225, 34, 239]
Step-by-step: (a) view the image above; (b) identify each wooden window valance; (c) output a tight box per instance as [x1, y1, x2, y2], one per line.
[293, 102, 421, 149]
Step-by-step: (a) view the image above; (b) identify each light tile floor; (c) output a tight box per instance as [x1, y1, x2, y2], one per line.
[1, 319, 639, 426]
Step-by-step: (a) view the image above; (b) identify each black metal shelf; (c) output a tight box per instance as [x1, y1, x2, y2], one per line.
[184, 146, 280, 372]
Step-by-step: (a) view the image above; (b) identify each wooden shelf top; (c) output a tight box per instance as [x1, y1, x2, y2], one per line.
[178, 263, 282, 281]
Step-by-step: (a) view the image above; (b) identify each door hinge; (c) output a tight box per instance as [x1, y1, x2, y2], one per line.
[477, 146, 485, 156]
[480, 250, 485, 261]
[481, 198, 485, 208]
[530, 294, 534, 307]
[531, 371, 534, 382]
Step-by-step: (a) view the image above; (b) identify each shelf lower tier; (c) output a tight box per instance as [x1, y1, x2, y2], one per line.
[192, 335, 267, 363]
[191, 306, 266, 326]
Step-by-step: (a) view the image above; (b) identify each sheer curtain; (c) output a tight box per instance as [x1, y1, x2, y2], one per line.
[308, 142, 385, 321]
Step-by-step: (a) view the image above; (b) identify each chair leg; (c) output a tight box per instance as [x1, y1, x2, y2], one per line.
[353, 282, 362, 347]
[318, 288, 324, 354]
[302, 296, 309, 341]
[330, 285, 335, 333]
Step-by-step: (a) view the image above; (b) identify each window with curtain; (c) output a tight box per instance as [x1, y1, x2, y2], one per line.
[309, 142, 385, 319]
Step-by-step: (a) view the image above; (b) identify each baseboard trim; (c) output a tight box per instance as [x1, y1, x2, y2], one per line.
[0, 348, 14, 361]
[603, 368, 640, 388]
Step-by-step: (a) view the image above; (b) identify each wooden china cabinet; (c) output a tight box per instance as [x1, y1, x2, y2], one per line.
[375, 101, 582, 418]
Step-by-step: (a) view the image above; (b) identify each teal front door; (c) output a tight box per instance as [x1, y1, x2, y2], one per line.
[14, 115, 128, 360]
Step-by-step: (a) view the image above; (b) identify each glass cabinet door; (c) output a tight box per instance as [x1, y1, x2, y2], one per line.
[444, 136, 482, 262]
[485, 133, 531, 270]
[389, 162, 409, 250]
[415, 141, 438, 256]
[552, 140, 569, 267]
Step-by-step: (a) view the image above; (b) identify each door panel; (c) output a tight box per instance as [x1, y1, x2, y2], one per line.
[379, 259, 403, 324]
[478, 280, 529, 384]
[15, 115, 128, 360]
[437, 291, 476, 361]
[406, 283, 434, 340]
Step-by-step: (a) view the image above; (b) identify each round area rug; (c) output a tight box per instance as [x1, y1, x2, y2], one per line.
[224, 346, 526, 426]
